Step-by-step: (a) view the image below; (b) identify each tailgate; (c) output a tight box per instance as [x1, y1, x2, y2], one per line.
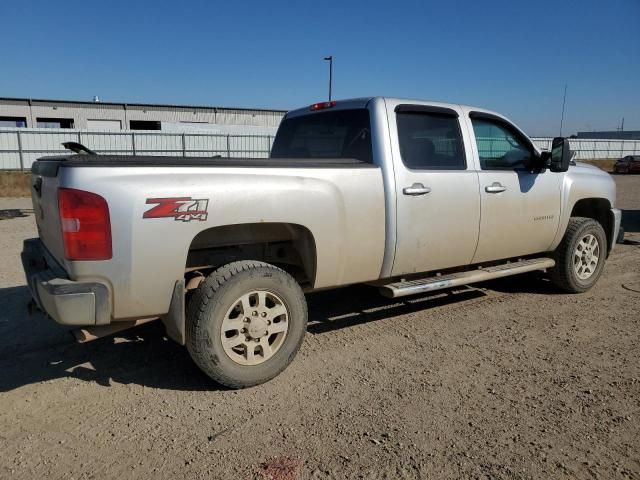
[30, 159, 67, 267]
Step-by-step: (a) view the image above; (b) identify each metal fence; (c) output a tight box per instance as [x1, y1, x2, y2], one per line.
[0, 129, 276, 170]
[531, 138, 640, 161]
[1, 128, 640, 170]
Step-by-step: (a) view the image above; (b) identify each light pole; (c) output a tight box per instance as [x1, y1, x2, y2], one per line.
[324, 56, 333, 101]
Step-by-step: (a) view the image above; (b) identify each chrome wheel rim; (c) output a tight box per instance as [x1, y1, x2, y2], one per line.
[220, 290, 289, 366]
[573, 233, 600, 280]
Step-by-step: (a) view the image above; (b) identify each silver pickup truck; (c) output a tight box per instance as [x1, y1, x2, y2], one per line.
[22, 97, 621, 388]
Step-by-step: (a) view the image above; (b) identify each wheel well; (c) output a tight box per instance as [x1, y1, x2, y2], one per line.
[185, 223, 317, 288]
[570, 198, 613, 252]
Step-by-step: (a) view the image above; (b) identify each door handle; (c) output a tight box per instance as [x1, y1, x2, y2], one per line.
[403, 183, 431, 196]
[485, 182, 507, 193]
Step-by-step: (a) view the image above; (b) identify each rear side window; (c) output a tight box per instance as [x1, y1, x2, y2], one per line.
[271, 109, 372, 163]
[396, 112, 466, 170]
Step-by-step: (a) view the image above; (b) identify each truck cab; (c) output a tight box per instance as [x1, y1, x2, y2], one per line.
[276, 98, 619, 279]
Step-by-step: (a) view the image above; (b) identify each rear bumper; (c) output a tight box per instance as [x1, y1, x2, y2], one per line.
[21, 238, 111, 326]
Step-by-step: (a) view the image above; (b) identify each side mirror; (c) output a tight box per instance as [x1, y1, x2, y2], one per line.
[549, 137, 570, 172]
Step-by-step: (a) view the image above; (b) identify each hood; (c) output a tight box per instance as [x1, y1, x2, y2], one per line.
[573, 161, 606, 172]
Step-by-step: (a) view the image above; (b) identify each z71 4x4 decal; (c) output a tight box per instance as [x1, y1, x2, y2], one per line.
[143, 197, 209, 222]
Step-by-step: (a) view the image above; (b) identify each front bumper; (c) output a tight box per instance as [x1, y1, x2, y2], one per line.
[21, 238, 111, 326]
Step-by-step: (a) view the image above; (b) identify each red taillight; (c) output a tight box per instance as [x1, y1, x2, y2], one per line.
[310, 101, 337, 111]
[58, 188, 112, 261]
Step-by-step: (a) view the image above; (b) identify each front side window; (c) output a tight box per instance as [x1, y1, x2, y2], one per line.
[396, 112, 466, 170]
[471, 117, 533, 170]
[271, 109, 372, 163]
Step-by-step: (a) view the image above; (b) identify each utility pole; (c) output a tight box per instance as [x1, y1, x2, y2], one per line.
[324, 56, 333, 101]
[559, 84, 567, 137]
[621, 117, 625, 132]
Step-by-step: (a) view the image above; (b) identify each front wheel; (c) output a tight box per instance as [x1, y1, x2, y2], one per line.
[186, 261, 307, 388]
[549, 217, 607, 293]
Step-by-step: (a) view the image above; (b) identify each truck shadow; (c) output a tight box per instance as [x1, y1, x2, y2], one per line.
[306, 285, 486, 334]
[0, 278, 548, 393]
[516, 171, 537, 193]
[622, 209, 639, 233]
[0, 208, 33, 220]
[474, 271, 564, 295]
[0, 285, 214, 393]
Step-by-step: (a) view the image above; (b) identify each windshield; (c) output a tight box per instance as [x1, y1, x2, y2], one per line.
[271, 109, 373, 163]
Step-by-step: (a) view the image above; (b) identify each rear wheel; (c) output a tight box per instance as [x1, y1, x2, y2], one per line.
[549, 217, 607, 293]
[186, 261, 307, 388]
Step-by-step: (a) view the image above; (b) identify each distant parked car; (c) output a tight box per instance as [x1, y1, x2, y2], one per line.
[614, 155, 640, 174]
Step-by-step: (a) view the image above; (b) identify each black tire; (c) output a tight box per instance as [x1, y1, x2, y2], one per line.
[186, 260, 307, 388]
[549, 217, 607, 293]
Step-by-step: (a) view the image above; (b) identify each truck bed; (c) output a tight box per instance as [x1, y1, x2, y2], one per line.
[29, 154, 386, 320]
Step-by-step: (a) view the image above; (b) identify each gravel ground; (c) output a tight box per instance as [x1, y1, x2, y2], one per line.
[0, 175, 639, 480]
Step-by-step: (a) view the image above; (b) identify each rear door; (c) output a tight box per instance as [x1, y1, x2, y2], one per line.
[464, 111, 561, 263]
[387, 101, 481, 275]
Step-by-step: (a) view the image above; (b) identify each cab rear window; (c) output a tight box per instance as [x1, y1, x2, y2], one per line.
[271, 109, 373, 163]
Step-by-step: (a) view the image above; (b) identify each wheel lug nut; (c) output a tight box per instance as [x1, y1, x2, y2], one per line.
[254, 338, 260, 343]
[261, 312, 267, 318]
[241, 328, 246, 333]
[244, 317, 249, 323]
[252, 311, 258, 316]
[267, 320, 271, 325]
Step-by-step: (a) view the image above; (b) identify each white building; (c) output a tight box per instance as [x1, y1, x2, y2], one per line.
[0, 97, 286, 133]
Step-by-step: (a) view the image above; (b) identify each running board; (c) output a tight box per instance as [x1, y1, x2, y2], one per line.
[379, 258, 555, 298]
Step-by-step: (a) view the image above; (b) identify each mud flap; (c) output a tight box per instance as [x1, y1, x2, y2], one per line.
[161, 279, 186, 345]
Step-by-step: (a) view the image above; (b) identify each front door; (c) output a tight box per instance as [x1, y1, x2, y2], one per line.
[389, 102, 481, 276]
[466, 114, 561, 263]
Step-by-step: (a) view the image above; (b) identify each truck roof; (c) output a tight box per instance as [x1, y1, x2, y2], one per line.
[285, 96, 504, 120]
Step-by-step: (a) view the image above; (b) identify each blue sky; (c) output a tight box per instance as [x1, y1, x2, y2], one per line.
[1, 0, 639, 136]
